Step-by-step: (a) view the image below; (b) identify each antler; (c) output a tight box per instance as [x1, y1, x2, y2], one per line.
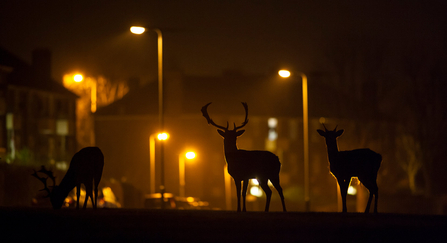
[31, 166, 56, 197]
[38, 166, 56, 187]
[233, 102, 249, 130]
[201, 102, 229, 131]
[322, 123, 338, 132]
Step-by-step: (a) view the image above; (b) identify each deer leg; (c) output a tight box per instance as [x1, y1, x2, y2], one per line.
[94, 182, 99, 209]
[76, 185, 81, 209]
[270, 176, 287, 212]
[365, 190, 373, 213]
[83, 190, 89, 209]
[84, 183, 94, 209]
[338, 179, 349, 213]
[361, 179, 378, 214]
[368, 183, 379, 214]
[234, 179, 242, 212]
[242, 180, 249, 212]
[258, 179, 272, 212]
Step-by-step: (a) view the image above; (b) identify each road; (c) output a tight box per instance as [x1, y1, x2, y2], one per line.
[1, 207, 446, 242]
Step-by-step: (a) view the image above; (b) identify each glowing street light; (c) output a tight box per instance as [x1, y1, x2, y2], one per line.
[157, 132, 169, 141]
[279, 69, 310, 211]
[179, 151, 196, 197]
[131, 25, 166, 206]
[148, 132, 169, 195]
[278, 70, 291, 78]
[73, 74, 84, 82]
[68, 73, 96, 113]
[185, 151, 196, 160]
[130, 26, 145, 34]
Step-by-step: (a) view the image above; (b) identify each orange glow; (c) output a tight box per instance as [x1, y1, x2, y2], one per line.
[185, 151, 196, 160]
[74, 74, 84, 82]
[157, 133, 169, 140]
[91, 81, 97, 113]
[278, 70, 291, 78]
[130, 26, 145, 34]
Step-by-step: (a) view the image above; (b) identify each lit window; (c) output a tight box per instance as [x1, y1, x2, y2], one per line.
[56, 119, 68, 135]
[268, 130, 278, 141]
[268, 118, 278, 128]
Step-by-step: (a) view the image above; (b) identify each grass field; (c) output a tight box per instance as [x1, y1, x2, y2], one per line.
[2, 207, 446, 242]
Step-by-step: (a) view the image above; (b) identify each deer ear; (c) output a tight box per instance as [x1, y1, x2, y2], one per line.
[336, 129, 344, 137]
[236, 130, 245, 137]
[317, 129, 325, 136]
[217, 129, 225, 137]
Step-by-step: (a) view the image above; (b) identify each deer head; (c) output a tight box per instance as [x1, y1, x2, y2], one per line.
[317, 124, 344, 149]
[201, 102, 249, 149]
[32, 166, 64, 209]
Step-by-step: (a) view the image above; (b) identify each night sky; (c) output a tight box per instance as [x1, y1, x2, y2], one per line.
[1, 0, 445, 82]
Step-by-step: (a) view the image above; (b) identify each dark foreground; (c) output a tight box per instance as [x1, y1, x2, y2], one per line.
[2, 207, 446, 243]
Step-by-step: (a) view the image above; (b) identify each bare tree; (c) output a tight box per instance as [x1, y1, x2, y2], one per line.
[395, 132, 423, 194]
[399, 45, 447, 196]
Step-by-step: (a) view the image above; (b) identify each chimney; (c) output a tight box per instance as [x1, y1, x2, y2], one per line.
[32, 48, 52, 81]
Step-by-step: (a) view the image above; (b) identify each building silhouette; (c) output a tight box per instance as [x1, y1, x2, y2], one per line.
[0, 47, 77, 168]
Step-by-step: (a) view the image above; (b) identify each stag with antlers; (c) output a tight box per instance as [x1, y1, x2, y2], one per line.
[317, 124, 382, 213]
[32, 147, 104, 209]
[202, 102, 286, 212]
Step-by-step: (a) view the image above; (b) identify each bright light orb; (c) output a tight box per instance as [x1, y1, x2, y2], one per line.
[278, 70, 291, 78]
[157, 133, 169, 140]
[250, 186, 263, 197]
[185, 152, 196, 160]
[130, 26, 145, 34]
[73, 74, 83, 82]
[348, 186, 357, 195]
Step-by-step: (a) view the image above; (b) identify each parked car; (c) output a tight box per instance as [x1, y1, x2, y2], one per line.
[144, 193, 210, 210]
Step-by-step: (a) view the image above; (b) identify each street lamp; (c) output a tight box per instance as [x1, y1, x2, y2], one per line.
[69, 73, 96, 113]
[278, 70, 310, 212]
[131, 25, 166, 205]
[73, 74, 84, 82]
[148, 132, 170, 195]
[179, 151, 196, 197]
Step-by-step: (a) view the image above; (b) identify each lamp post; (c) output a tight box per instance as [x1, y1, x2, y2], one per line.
[179, 151, 196, 198]
[278, 70, 310, 212]
[131, 26, 166, 207]
[149, 134, 156, 194]
[148, 133, 169, 195]
[71, 73, 97, 113]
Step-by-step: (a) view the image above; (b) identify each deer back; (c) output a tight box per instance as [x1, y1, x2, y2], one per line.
[329, 148, 382, 179]
[67, 147, 104, 185]
[225, 149, 281, 179]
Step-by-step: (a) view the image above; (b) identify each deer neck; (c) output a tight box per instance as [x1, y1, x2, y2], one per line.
[223, 139, 239, 154]
[326, 139, 340, 159]
[57, 170, 77, 194]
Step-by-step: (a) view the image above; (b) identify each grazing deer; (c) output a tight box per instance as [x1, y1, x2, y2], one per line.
[32, 147, 104, 209]
[317, 125, 382, 213]
[202, 102, 286, 212]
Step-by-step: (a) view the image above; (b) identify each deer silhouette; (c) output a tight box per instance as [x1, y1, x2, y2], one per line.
[32, 147, 104, 209]
[202, 102, 286, 212]
[317, 125, 382, 213]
